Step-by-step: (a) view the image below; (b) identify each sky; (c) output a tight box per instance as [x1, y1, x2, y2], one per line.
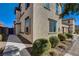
[0, 3, 19, 28]
[0, 3, 79, 28]
[64, 12, 79, 25]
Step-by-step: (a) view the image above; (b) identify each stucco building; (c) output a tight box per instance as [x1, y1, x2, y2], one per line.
[62, 18, 75, 33]
[75, 25, 79, 34]
[14, 3, 64, 43]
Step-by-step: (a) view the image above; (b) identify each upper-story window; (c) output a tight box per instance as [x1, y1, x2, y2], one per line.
[44, 3, 50, 10]
[49, 19, 57, 32]
[56, 3, 59, 15]
[25, 3, 30, 9]
[25, 17, 31, 34]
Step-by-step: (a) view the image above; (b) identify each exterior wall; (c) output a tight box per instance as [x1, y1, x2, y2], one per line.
[20, 3, 25, 14]
[33, 3, 62, 42]
[15, 3, 62, 43]
[15, 3, 33, 43]
[75, 25, 79, 34]
[15, 9, 21, 35]
[62, 24, 69, 33]
[72, 20, 75, 33]
[33, 4, 49, 42]
[63, 28, 68, 33]
[20, 4, 33, 42]
[58, 18, 62, 33]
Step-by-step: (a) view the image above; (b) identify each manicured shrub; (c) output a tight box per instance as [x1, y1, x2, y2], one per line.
[58, 43, 68, 50]
[0, 47, 4, 55]
[49, 36, 60, 48]
[32, 38, 51, 56]
[49, 49, 59, 56]
[65, 33, 73, 39]
[0, 34, 2, 41]
[58, 33, 67, 41]
[1, 33, 8, 41]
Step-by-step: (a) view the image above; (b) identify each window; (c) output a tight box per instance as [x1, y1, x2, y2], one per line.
[44, 3, 50, 10]
[56, 3, 59, 15]
[25, 17, 31, 33]
[25, 3, 30, 9]
[49, 19, 57, 32]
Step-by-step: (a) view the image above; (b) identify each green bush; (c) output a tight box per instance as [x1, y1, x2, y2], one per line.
[0, 34, 2, 41]
[0, 47, 4, 55]
[58, 33, 67, 41]
[32, 38, 51, 56]
[49, 36, 60, 48]
[0, 33, 8, 41]
[65, 33, 73, 39]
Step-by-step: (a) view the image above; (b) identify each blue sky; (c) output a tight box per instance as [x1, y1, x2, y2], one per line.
[64, 12, 79, 25]
[0, 3, 79, 28]
[0, 3, 19, 28]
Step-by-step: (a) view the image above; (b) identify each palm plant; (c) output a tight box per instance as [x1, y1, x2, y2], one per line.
[60, 3, 79, 18]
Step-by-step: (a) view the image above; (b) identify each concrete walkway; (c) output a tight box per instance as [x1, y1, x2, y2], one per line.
[3, 35, 31, 56]
[64, 35, 79, 56]
[68, 36, 79, 56]
[4, 34, 79, 56]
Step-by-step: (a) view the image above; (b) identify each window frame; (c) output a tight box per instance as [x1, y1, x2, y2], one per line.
[49, 19, 57, 32]
[44, 3, 50, 10]
[55, 3, 59, 15]
[25, 17, 31, 34]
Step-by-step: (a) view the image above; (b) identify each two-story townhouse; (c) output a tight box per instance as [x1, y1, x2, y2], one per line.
[14, 3, 62, 43]
[62, 18, 75, 33]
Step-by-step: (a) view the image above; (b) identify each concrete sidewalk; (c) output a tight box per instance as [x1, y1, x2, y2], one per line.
[64, 36, 79, 56]
[3, 35, 31, 56]
[68, 36, 79, 56]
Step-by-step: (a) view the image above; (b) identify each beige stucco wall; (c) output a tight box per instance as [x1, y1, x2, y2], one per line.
[62, 24, 69, 33]
[33, 3, 49, 42]
[19, 4, 33, 43]
[15, 23, 21, 35]
[33, 3, 62, 42]
[15, 10, 21, 35]
[15, 3, 62, 43]
[20, 3, 25, 14]
[73, 20, 75, 33]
